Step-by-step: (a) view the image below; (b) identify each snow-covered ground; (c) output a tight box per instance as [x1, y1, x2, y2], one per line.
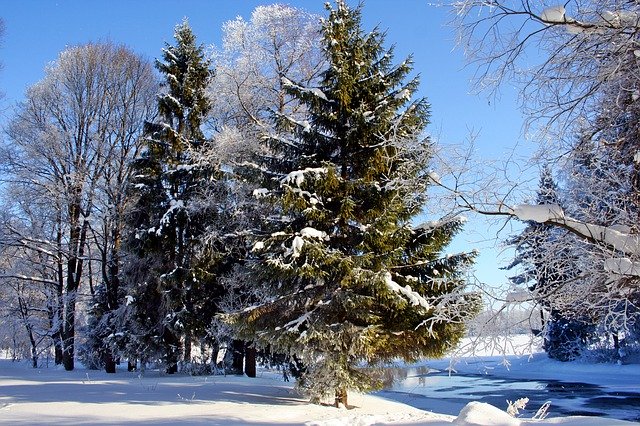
[381, 351, 640, 423]
[1, 344, 638, 426]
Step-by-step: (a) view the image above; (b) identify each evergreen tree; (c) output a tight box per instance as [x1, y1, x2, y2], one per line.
[505, 166, 567, 297]
[120, 20, 221, 373]
[227, 1, 480, 405]
[505, 166, 594, 361]
[561, 134, 639, 356]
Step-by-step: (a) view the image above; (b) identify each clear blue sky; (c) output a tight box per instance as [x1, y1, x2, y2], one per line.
[0, 0, 530, 286]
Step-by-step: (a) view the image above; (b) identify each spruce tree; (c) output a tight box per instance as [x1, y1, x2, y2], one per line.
[120, 20, 220, 373]
[504, 166, 567, 295]
[227, 1, 480, 405]
[505, 166, 593, 361]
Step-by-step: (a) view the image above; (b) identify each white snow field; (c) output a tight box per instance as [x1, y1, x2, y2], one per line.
[1, 350, 639, 426]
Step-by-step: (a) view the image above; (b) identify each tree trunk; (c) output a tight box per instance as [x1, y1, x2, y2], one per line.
[184, 333, 192, 364]
[62, 191, 91, 372]
[244, 343, 256, 378]
[164, 328, 180, 374]
[104, 353, 116, 374]
[335, 387, 348, 408]
[54, 341, 63, 365]
[62, 290, 76, 371]
[54, 212, 65, 366]
[27, 325, 38, 368]
[231, 339, 245, 375]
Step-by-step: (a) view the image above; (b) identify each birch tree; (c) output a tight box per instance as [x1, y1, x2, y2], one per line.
[200, 5, 328, 367]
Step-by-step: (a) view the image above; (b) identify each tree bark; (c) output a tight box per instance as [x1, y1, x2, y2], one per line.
[164, 328, 180, 374]
[231, 339, 245, 375]
[62, 290, 76, 371]
[27, 325, 38, 368]
[184, 333, 192, 364]
[244, 343, 256, 378]
[104, 353, 116, 374]
[335, 387, 348, 408]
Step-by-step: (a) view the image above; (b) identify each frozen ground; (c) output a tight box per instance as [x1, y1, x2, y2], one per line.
[1, 347, 638, 426]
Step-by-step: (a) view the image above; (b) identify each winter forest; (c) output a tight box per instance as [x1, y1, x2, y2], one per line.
[1, 0, 640, 420]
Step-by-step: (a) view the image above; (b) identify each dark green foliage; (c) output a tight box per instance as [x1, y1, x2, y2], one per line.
[227, 1, 480, 403]
[544, 316, 595, 362]
[120, 20, 224, 372]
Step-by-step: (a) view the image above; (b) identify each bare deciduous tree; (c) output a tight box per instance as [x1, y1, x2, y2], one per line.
[449, 0, 640, 319]
[453, 0, 640, 138]
[1, 42, 156, 370]
[208, 4, 326, 162]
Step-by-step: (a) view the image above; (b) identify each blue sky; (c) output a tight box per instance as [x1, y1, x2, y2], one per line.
[0, 0, 530, 286]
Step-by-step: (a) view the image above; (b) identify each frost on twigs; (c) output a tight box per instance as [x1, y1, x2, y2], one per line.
[506, 397, 551, 420]
[506, 397, 529, 417]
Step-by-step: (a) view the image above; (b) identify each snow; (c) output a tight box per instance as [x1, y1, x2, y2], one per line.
[601, 10, 640, 27]
[282, 167, 328, 187]
[158, 198, 186, 234]
[1, 353, 638, 426]
[561, 217, 640, 256]
[282, 312, 310, 332]
[281, 76, 328, 101]
[253, 188, 270, 198]
[394, 88, 411, 101]
[383, 271, 431, 309]
[428, 171, 442, 185]
[505, 288, 531, 303]
[287, 227, 328, 258]
[512, 204, 640, 260]
[291, 235, 305, 258]
[604, 257, 640, 276]
[454, 401, 519, 426]
[511, 204, 564, 223]
[540, 6, 566, 23]
[416, 216, 467, 232]
[300, 227, 327, 240]
[176, 163, 198, 172]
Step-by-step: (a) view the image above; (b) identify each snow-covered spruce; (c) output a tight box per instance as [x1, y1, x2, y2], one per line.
[120, 20, 226, 375]
[225, 1, 480, 407]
